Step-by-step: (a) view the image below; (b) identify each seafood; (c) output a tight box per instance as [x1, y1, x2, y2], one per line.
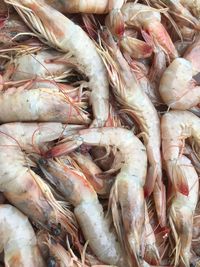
[0, 204, 45, 267]
[46, 127, 147, 267]
[180, 0, 200, 19]
[159, 58, 200, 110]
[120, 3, 178, 59]
[6, 0, 109, 127]
[38, 156, 126, 266]
[0, 122, 82, 247]
[168, 156, 199, 266]
[161, 110, 200, 195]
[100, 30, 166, 227]
[0, 86, 90, 124]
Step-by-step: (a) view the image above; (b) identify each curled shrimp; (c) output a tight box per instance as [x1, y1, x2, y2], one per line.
[161, 110, 200, 195]
[184, 34, 200, 75]
[0, 122, 84, 249]
[168, 156, 199, 267]
[46, 127, 147, 267]
[120, 3, 178, 60]
[0, 204, 45, 267]
[0, 85, 90, 124]
[99, 30, 166, 227]
[159, 58, 200, 110]
[6, 0, 109, 127]
[38, 156, 126, 266]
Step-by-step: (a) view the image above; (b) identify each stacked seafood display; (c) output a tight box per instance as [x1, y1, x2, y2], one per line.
[0, 0, 200, 266]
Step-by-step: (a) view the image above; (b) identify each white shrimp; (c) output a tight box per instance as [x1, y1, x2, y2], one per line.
[38, 156, 126, 266]
[0, 122, 84, 250]
[6, 0, 109, 127]
[46, 127, 147, 267]
[0, 204, 45, 267]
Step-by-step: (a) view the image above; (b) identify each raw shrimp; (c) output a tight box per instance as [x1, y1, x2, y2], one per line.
[180, 0, 200, 19]
[161, 110, 200, 196]
[46, 127, 147, 267]
[159, 58, 200, 110]
[12, 49, 73, 81]
[38, 156, 126, 266]
[0, 86, 90, 124]
[100, 30, 166, 227]
[120, 3, 178, 60]
[0, 122, 83, 248]
[6, 0, 109, 127]
[44, 0, 124, 14]
[0, 204, 45, 267]
[72, 152, 113, 195]
[168, 156, 199, 267]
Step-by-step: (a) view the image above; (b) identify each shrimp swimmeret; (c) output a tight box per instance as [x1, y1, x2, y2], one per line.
[46, 127, 147, 267]
[0, 204, 45, 267]
[6, 0, 109, 127]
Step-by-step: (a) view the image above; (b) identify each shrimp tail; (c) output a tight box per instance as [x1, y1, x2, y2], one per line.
[167, 160, 189, 196]
[105, 9, 125, 38]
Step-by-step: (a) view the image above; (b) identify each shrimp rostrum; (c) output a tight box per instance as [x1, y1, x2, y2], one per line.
[46, 127, 147, 267]
[6, 0, 109, 127]
[0, 204, 45, 267]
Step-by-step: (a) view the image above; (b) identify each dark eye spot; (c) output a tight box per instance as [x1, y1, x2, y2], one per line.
[47, 256, 57, 267]
[38, 158, 48, 166]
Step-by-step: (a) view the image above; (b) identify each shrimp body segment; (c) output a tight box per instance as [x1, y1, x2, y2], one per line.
[161, 110, 200, 196]
[0, 87, 90, 124]
[159, 58, 200, 110]
[168, 156, 199, 266]
[6, 0, 109, 127]
[0, 204, 45, 267]
[38, 157, 126, 266]
[44, 0, 124, 14]
[47, 127, 147, 266]
[121, 3, 178, 59]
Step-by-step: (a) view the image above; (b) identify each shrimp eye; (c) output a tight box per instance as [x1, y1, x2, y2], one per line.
[47, 256, 57, 267]
[38, 158, 48, 166]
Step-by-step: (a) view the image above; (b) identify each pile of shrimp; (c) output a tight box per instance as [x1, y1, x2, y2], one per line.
[0, 0, 200, 266]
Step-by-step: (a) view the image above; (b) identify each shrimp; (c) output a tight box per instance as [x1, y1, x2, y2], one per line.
[72, 152, 113, 195]
[99, 30, 166, 227]
[0, 122, 83, 249]
[159, 58, 200, 110]
[0, 204, 45, 267]
[161, 110, 200, 196]
[0, 86, 90, 124]
[180, 0, 200, 19]
[120, 3, 178, 60]
[6, 0, 109, 127]
[192, 203, 200, 257]
[12, 49, 73, 81]
[168, 156, 199, 266]
[38, 156, 126, 266]
[43, 0, 124, 14]
[46, 127, 147, 267]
